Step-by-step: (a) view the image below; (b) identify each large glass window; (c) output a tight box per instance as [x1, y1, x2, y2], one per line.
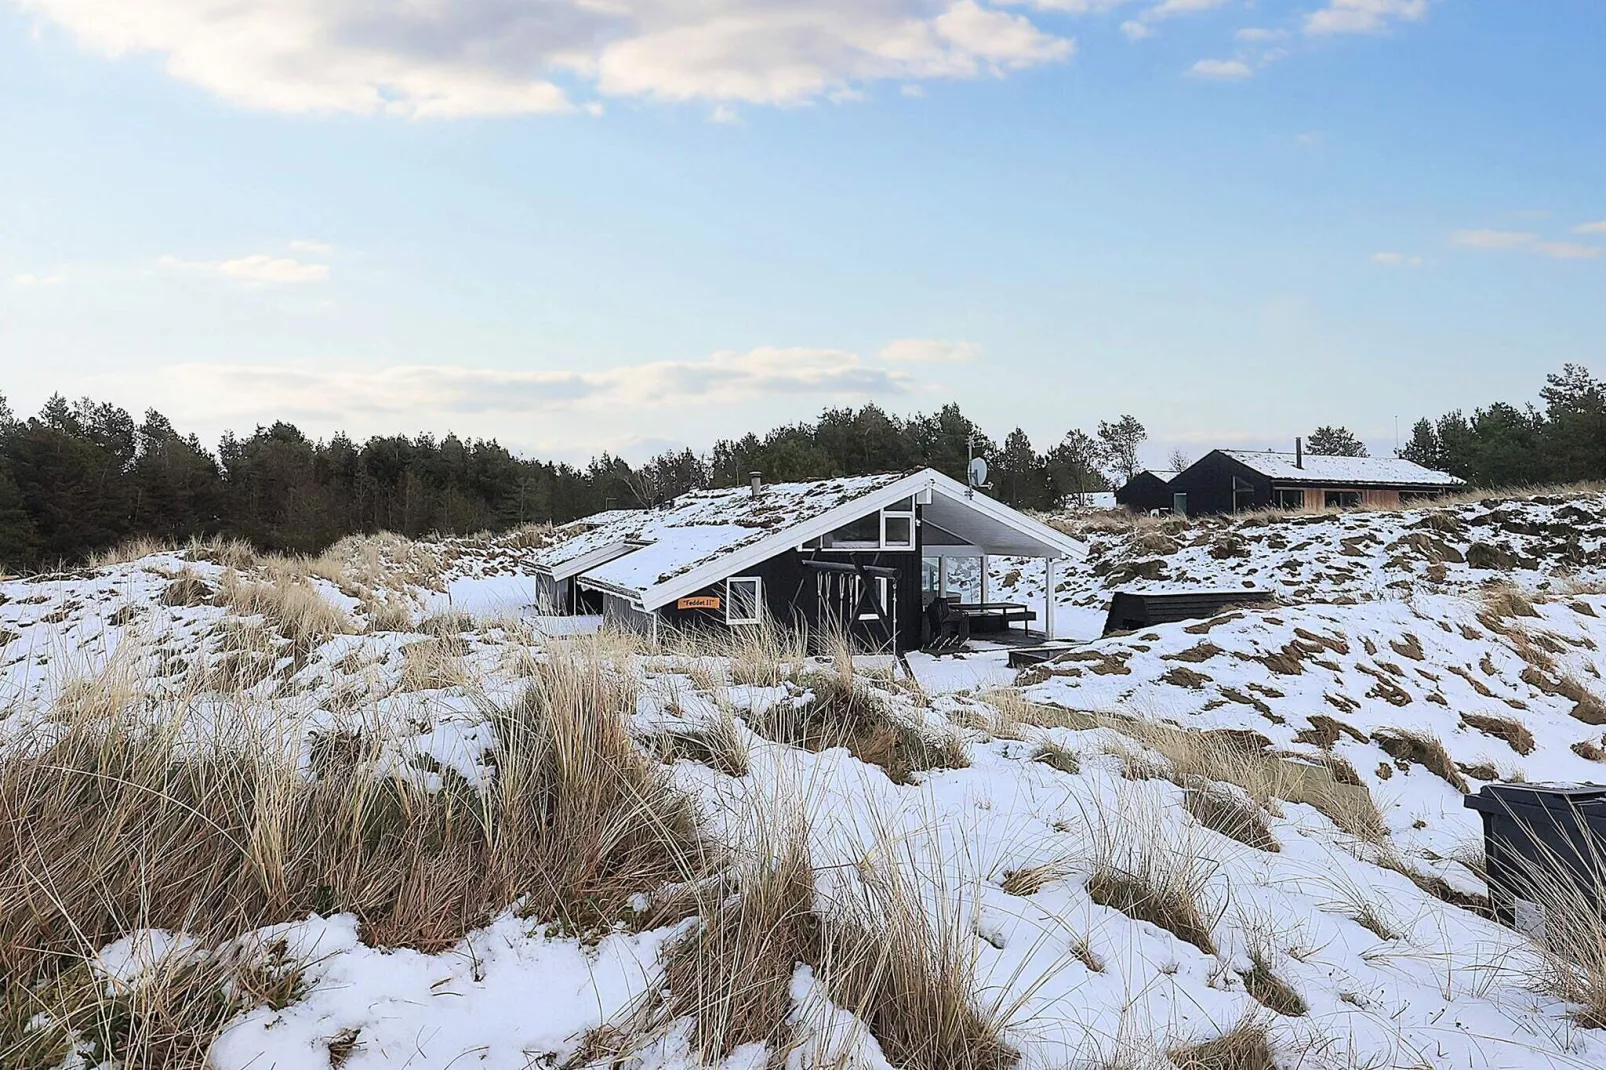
[1274, 488, 1305, 510]
[1324, 490, 1362, 510]
[726, 577, 762, 624]
[815, 502, 918, 551]
[821, 513, 880, 548]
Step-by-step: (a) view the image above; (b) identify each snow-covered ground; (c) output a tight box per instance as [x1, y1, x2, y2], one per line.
[4, 494, 1606, 1069]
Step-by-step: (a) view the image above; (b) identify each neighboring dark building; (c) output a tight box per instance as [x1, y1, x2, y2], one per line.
[1165, 444, 1465, 516]
[530, 469, 1084, 652]
[1114, 469, 1179, 513]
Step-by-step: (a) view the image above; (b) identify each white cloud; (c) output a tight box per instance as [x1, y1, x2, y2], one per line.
[1574, 220, 1606, 235]
[1144, 0, 1228, 19]
[1533, 241, 1603, 261]
[1235, 27, 1287, 42]
[144, 347, 914, 421]
[1371, 252, 1423, 267]
[1305, 0, 1427, 36]
[1295, 131, 1324, 146]
[709, 104, 741, 124]
[1119, 20, 1152, 40]
[158, 252, 331, 284]
[11, 272, 65, 286]
[21, 0, 1074, 117]
[1450, 229, 1537, 250]
[1187, 58, 1253, 79]
[287, 239, 334, 255]
[1450, 229, 1603, 261]
[878, 338, 979, 363]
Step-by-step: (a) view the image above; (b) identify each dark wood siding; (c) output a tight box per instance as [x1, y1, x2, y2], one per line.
[657, 545, 925, 651]
[1115, 472, 1176, 512]
[655, 507, 927, 651]
[1166, 453, 1273, 516]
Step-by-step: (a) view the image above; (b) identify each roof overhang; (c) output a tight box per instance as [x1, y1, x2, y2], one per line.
[537, 540, 643, 581]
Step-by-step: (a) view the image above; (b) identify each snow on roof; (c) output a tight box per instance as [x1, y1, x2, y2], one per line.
[1219, 450, 1465, 487]
[534, 471, 912, 589]
[1141, 469, 1179, 482]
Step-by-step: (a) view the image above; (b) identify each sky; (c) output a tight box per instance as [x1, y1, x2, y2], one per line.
[1, 0, 1602, 470]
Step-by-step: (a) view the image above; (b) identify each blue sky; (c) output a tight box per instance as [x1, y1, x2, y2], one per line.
[1, 0, 1602, 468]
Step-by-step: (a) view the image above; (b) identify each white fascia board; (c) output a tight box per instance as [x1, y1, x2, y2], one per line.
[640, 471, 939, 611]
[924, 470, 1089, 561]
[576, 574, 647, 608]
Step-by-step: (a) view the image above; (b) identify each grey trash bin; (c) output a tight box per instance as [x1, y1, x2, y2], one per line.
[1464, 782, 1606, 933]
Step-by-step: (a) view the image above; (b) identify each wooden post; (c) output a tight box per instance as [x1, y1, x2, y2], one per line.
[938, 555, 949, 599]
[1044, 557, 1057, 639]
[980, 554, 989, 605]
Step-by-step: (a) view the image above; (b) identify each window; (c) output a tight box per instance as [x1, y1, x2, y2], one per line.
[726, 577, 762, 625]
[858, 576, 893, 622]
[882, 513, 914, 549]
[815, 501, 918, 551]
[1274, 488, 1305, 510]
[1232, 476, 1256, 513]
[1324, 490, 1362, 510]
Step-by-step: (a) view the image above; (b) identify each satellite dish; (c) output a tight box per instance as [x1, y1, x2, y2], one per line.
[968, 456, 989, 488]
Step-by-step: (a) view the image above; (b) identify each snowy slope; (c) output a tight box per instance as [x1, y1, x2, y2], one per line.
[4, 502, 1606, 1069]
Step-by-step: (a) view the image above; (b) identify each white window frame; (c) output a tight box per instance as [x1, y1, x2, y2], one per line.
[880, 507, 915, 550]
[725, 576, 763, 625]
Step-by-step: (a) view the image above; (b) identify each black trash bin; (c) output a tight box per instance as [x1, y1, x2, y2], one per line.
[1464, 782, 1606, 933]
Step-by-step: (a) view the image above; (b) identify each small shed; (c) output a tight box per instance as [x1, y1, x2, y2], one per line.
[1114, 469, 1179, 513]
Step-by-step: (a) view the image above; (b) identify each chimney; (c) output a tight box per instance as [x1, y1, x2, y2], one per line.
[1295, 437, 1304, 470]
[749, 471, 763, 499]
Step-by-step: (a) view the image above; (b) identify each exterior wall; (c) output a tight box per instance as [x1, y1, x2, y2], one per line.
[1271, 485, 1402, 511]
[533, 573, 567, 614]
[1115, 473, 1175, 513]
[656, 543, 926, 651]
[1166, 453, 1273, 516]
[601, 592, 656, 637]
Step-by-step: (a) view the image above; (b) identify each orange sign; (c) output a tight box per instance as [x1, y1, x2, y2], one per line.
[678, 595, 721, 611]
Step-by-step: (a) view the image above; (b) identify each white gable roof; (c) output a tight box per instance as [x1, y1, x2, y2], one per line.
[1219, 451, 1465, 488]
[542, 468, 1085, 611]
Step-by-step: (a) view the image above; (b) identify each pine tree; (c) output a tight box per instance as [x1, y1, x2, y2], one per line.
[1306, 426, 1369, 457]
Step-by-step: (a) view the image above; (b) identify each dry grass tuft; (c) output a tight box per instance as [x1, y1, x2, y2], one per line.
[1181, 780, 1279, 853]
[1084, 802, 1219, 957]
[363, 597, 414, 633]
[2, 940, 304, 1069]
[186, 535, 257, 571]
[1169, 1018, 1277, 1070]
[1481, 583, 1540, 621]
[89, 535, 172, 569]
[1460, 713, 1536, 755]
[160, 567, 216, 607]
[816, 858, 1019, 1070]
[644, 714, 751, 778]
[1031, 740, 1081, 775]
[1373, 728, 1469, 793]
[216, 569, 351, 648]
[757, 668, 967, 785]
[648, 815, 815, 1060]
[1242, 951, 1306, 1017]
[398, 639, 469, 692]
[0, 645, 704, 1063]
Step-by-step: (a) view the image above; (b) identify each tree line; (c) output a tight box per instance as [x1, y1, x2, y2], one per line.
[1396, 364, 1606, 488]
[2, 364, 1600, 569]
[0, 393, 1145, 569]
